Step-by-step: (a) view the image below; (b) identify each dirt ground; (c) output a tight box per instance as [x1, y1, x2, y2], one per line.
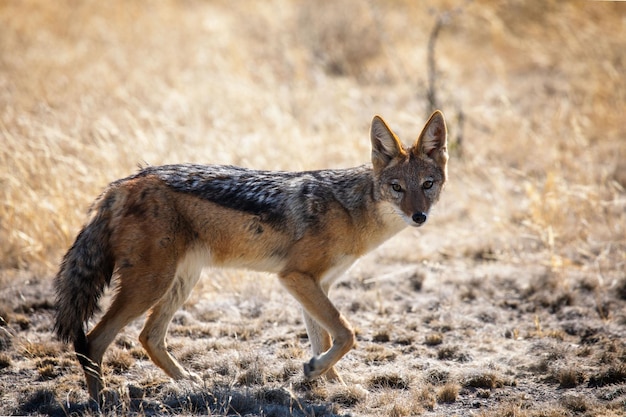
[1, 1, 625, 416]
[1, 238, 626, 416]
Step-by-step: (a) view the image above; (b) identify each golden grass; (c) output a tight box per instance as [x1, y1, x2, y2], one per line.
[1, 1, 625, 416]
[436, 382, 459, 403]
[0, 0, 623, 274]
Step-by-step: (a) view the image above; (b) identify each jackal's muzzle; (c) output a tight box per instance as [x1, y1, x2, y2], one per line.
[412, 211, 427, 226]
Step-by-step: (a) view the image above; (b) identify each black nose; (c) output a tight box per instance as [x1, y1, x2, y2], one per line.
[412, 212, 427, 224]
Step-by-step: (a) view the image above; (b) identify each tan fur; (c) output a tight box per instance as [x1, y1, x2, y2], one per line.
[54, 111, 448, 404]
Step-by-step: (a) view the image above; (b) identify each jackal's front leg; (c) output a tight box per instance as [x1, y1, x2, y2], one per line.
[279, 272, 356, 380]
[302, 312, 344, 382]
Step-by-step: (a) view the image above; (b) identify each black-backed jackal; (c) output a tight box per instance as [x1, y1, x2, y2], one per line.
[54, 111, 448, 404]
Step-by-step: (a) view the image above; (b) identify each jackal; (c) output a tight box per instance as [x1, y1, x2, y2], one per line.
[54, 111, 448, 403]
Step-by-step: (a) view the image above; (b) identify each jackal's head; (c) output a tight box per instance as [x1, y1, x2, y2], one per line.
[371, 111, 448, 227]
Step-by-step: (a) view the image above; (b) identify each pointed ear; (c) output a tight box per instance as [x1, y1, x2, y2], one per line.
[371, 115, 406, 171]
[414, 110, 448, 161]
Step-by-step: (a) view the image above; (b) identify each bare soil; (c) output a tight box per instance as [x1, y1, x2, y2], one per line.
[2, 234, 625, 416]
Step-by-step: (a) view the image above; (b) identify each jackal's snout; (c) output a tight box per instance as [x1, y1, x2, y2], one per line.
[412, 211, 427, 225]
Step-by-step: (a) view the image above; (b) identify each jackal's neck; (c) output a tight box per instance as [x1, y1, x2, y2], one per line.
[317, 164, 375, 211]
[330, 165, 409, 252]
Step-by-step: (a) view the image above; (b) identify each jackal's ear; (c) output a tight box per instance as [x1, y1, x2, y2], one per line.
[415, 110, 448, 162]
[371, 115, 406, 171]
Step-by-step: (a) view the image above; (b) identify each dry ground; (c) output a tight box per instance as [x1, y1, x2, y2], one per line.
[1, 1, 625, 416]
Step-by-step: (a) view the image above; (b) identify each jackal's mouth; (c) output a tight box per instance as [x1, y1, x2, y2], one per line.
[406, 218, 425, 227]
[381, 202, 426, 229]
[398, 213, 423, 227]
[399, 211, 428, 227]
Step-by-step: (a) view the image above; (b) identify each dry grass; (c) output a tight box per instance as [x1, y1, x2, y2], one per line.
[1, 0, 625, 416]
[436, 382, 459, 403]
[424, 332, 444, 346]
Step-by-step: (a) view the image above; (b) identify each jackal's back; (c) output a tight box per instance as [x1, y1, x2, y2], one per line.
[131, 164, 374, 234]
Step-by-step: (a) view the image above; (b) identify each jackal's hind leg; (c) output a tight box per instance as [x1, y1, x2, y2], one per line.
[139, 270, 202, 383]
[85, 277, 162, 403]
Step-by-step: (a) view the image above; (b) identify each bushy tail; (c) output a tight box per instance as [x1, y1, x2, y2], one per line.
[54, 195, 116, 352]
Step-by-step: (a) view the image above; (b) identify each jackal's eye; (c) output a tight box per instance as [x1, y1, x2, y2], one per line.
[391, 183, 403, 192]
[422, 180, 434, 190]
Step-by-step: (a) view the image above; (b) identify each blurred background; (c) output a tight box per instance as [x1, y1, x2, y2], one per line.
[0, 0, 624, 276]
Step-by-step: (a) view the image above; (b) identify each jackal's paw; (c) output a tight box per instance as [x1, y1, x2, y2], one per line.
[324, 366, 345, 384]
[175, 371, 203, 392]
[98, 387, 120, 411]
[185, 370, 202, 384]
[303, 357, 325, 380]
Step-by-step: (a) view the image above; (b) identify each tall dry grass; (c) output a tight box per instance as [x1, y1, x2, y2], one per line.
[0, 0, 624, 278]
